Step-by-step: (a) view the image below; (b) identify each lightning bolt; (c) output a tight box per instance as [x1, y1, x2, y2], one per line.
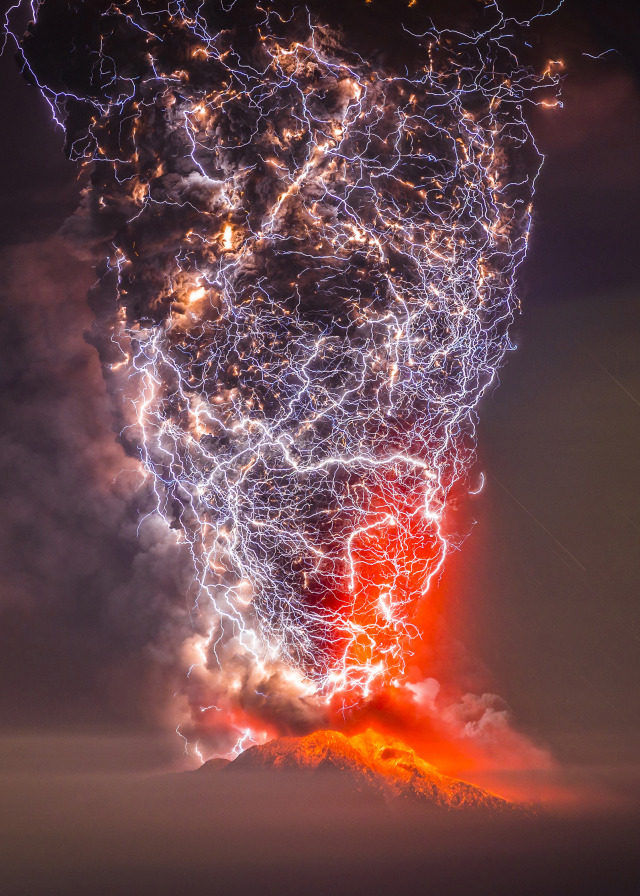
[5, 0, 562, 754]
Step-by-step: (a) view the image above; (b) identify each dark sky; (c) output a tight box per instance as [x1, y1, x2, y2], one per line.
[0, 0, 639, 786]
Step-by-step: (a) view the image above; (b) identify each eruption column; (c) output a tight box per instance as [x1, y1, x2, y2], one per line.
[9, 0, 561, 749]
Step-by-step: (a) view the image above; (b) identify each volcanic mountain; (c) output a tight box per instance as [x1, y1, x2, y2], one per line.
[199, 729, 518, 813]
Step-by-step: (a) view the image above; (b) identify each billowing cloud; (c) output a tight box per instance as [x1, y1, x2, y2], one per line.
[5, 1, 560, 761]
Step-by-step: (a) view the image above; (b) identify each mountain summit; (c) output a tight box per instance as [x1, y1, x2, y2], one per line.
[202, 729, 517, 813]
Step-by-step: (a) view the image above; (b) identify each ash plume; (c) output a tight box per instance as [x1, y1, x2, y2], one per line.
[9, 0, 561, 754]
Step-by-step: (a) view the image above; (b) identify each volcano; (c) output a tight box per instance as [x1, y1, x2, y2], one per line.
[199, 729, 519, 813]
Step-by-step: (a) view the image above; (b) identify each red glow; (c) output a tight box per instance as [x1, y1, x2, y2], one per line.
[327, 482, 447, 692]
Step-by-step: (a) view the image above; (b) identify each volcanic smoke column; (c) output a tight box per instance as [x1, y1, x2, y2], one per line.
[15, 0, 560, 747]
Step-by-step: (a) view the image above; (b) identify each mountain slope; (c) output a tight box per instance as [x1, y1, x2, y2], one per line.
[206, 728, 517, 812]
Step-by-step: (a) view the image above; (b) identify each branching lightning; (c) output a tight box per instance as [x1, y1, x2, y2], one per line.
[6, 0, 562, 751]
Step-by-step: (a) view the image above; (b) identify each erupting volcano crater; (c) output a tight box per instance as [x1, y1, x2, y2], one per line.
[199, 729, 524, 813]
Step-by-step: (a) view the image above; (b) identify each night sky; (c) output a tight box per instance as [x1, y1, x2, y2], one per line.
[0, 0, 639, 891]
